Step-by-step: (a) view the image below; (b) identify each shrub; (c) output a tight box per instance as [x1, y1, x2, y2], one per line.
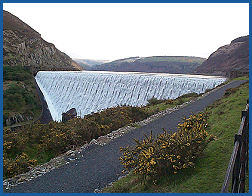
[224, 87, 238, 97]
[147, 97, 162, 106]
[3, 105, 151, 179]
[3, 128, 28, 156]
[165, 99, 174, 105]
[176, 98, 185, 105]
[178, 92, 198, 99]
[3, 153, 37, 179]
[3, 65, 32, 82]
[119, 112, 214, 184]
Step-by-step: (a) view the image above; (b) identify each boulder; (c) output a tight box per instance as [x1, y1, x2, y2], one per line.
[62, 108, 77, 122]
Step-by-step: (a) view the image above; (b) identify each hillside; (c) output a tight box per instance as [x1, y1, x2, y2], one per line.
[74, 59, 111, 70]
[3, 10, 82, 73]
[194, 35, 249, 77]
[3, 10, 82, 127]
[91, 56, 206, 74]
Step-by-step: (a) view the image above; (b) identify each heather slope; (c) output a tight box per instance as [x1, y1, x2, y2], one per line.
[195, 35, 249, 77]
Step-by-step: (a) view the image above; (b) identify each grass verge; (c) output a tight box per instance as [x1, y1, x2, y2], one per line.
[102, 80, 249, 193]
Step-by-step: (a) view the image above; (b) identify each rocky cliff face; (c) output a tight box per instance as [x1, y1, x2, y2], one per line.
[195, 35, 249, 77]
[3, 10, 82, 127]
[3, 10, 82, 73]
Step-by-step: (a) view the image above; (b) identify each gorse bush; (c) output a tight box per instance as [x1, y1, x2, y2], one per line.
[3, 105, 150, 179]
[3, 94, 211, 179]
[85, 105, 149, 132]
[3, 153, 37, 179]
[119, 112, 214, 184]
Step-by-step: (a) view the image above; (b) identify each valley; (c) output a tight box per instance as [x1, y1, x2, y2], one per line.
[2, 8, 249, 193]
[88, 56, 206, 74]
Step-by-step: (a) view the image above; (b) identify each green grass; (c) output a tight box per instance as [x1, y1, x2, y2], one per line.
[130, 123, 142, 128]
[102, 80, 249, 193]
[143, 93, 200, 114]
[231, 75, 249, 81]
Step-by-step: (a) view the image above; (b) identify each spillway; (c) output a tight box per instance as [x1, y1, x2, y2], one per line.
[35, 71, 226, 121]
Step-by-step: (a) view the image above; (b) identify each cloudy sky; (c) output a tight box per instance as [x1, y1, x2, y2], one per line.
[3, 3, 249, 61]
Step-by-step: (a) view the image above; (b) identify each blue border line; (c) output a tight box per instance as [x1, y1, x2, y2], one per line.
[1, 1, 251, 3]
[1, 1, 250, 195]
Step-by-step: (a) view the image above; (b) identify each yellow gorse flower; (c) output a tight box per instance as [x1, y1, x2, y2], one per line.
[119, 112, 211, 184]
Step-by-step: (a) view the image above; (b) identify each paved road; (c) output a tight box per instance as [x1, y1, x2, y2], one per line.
[4, 80, 246, 193]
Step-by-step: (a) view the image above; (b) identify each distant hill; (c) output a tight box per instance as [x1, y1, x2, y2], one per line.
[91, 56, 206, 74]
[3, 10, 82, 73]
[195, 35, 249, 77]
[74, 59, 111, 70]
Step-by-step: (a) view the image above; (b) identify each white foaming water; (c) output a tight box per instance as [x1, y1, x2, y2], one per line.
[35, 71, 226, 121]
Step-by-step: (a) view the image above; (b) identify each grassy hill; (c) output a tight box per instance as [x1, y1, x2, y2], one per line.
[92, 56, 206, 74]
[74, 59, 111, 70]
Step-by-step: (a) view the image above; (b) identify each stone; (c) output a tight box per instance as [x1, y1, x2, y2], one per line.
[62, 108, 77, 122]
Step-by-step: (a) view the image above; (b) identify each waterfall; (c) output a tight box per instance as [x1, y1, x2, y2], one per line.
[35, 71, 226, 121]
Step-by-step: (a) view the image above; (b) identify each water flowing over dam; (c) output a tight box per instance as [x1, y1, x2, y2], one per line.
[35, 71, 226, 121]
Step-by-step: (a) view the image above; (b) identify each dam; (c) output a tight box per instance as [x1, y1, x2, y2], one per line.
[35, 71, 226, 121]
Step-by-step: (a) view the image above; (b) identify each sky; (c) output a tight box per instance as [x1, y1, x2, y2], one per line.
[3, 3, 249, 61]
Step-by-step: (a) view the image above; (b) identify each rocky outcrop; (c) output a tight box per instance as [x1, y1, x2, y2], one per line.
[3, 10, 82, 73]
[62, 108, 77, 122]
[5, 113, 34, 127]
[195, 35, 249, 77]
